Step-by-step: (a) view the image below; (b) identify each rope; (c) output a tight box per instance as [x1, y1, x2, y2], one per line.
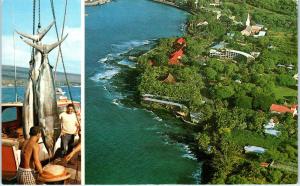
[49, 4, 81, 181]
[54, 0, 68, 80]
[31, 0, 39, 127]
[49, 0, 80, 125]
[38, 0, 41, 29]
[32, 0, 36, 60]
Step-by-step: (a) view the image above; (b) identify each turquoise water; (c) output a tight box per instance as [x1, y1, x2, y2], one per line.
[85, 0, 201, 184]
[1, 86, 81, 121]
[1, 86, 81, 103]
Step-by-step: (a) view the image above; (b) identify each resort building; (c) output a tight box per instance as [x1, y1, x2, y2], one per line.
[270, 104, 298, 117]
[169, 49, 184, 65]
[168, 37, 186, 65]
[209, 42, 255, 61]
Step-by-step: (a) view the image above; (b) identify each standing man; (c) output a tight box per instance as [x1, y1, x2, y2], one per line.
[60, 104, 79, 157]
[65, 128, 81, 162]
[17, 126, 44, 184]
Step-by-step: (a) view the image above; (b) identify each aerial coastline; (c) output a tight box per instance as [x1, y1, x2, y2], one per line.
[85, 0, 297, 184]
[133, 0, 298, 184]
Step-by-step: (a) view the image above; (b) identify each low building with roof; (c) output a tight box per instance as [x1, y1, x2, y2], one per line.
[244, 146, 266, 154]
[209, 44, 255, 61]
[162, 73, 176, 84]
[270, 104, 298, 117]
[169, 49, 184, 65]
[168, 37, 186, 65]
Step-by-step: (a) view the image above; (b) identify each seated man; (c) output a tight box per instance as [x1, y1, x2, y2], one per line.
[16, 126, 48, 184]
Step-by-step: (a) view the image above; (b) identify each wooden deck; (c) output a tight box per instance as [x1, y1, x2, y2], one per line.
[52, 152, 81, 184]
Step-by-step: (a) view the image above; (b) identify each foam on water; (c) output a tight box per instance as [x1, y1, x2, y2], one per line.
[153, 116, 163, 122]
[90, 68, 120, 82]
[192, 163, 203, 184]
[112, 98, 122, 106]
[178, 143, 197, 161]
[111, 40, 151, 53]
[117, 59, 136, 68]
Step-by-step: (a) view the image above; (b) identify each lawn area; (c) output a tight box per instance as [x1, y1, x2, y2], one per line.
[228, 130, 282, 150]
[273, 86, 297, 99]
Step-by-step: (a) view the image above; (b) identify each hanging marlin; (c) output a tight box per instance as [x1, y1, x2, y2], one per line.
[16, 22, 54, 140]
[19, 33, 68, 156]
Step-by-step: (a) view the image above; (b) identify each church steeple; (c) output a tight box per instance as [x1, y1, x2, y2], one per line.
[246, 13, 250, 27]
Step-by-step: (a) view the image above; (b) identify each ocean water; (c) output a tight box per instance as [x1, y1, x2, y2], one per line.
[1, 86, 81, 121]
[85, 0, 201, 184]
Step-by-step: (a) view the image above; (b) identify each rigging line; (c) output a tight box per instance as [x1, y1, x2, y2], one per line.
[49, 0, 81, 125]
[32, 0, 36, 60]
[54, 0, 68, 81]
[38, 0, 41, 29]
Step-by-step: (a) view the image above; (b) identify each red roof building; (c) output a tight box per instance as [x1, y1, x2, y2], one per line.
[270, 104, 298, 116]
[169, 49, 184, 65]
[176, 37, 186, 45]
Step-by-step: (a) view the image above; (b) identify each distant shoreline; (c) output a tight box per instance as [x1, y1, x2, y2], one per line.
[151, 0, 180, 8]
[85, 0, 111, 6]
[2, 65, 81, 86]
[151, 0, 192, 13]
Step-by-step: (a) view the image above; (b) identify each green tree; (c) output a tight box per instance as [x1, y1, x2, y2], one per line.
[214, 85, 235, 99]
[235, 95, 253, 109]
[204, 67, 218, 80]
[276, 74, 296, 86]
[253, 94, 275, 111]
[196, 133, 210, 151]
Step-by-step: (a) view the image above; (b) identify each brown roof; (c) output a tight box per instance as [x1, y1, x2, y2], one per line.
[163, 73, 176, 84]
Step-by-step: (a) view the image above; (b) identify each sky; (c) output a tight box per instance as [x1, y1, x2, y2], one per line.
[2, 0, 82, 74]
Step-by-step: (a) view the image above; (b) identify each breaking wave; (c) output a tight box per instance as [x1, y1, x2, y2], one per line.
[111, 40, 151, 53]
[90, 68, 120, 82]
[117, 59, 136, 68]
[153, 116, 163, 122]
[178, 143, 197, 161]
[192, 163, 202, 184]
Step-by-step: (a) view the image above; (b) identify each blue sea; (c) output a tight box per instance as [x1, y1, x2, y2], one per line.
[1, 86, 81, 121]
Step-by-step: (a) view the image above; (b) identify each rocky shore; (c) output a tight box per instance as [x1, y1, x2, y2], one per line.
[152, 0, 180, 8]
[85, 0, 111, 6]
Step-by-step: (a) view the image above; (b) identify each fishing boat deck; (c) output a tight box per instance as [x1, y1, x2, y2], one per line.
[51, 152, 81, 184]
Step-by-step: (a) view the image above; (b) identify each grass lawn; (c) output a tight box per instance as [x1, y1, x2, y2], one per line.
[273, 86, 297, 99]
[228, 130, 282, 150]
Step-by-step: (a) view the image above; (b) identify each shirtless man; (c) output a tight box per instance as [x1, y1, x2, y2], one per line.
[16, 126, 45, 184]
